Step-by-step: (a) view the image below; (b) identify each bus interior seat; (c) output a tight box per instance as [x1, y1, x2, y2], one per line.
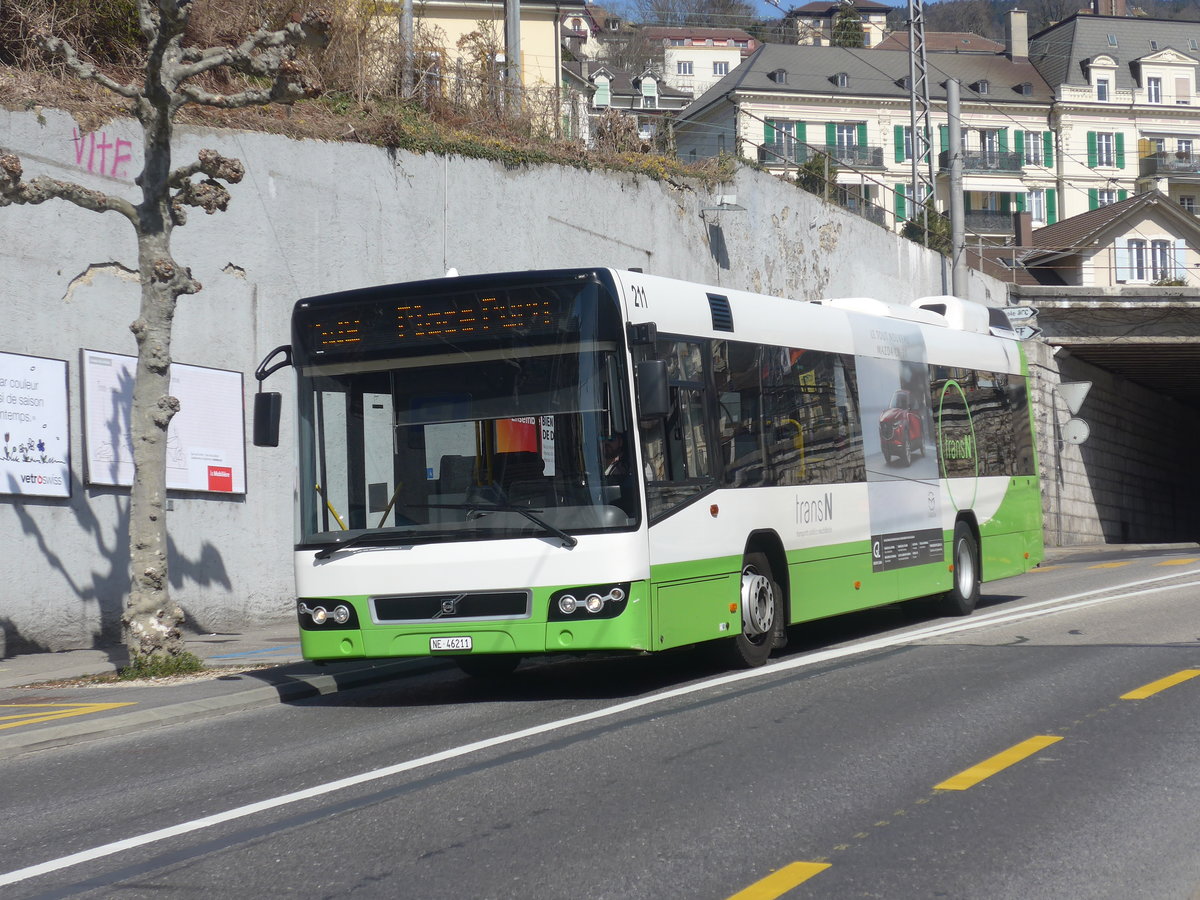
[438, 454, 476, 493]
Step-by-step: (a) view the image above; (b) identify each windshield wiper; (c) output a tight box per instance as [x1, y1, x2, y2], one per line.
[425, 503, 578, 549]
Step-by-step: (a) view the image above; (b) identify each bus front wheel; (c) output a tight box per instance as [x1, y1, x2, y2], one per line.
[722, 552, 782, 668]
[938, 522, 980, 616]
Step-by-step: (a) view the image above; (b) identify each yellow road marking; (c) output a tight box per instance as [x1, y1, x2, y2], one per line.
[0, 703, 136, 731]
[1121, 669, 1200, 700]
[1089, 562, 1131, 569]
[1029, 565, 1060, 572]
[935, 735, 1062, 791]
[1154, 558, 1198, 566]
[727, 862, 831, 900]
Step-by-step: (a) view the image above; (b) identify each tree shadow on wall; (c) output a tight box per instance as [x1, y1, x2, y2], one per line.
[7, 482, 233, 661]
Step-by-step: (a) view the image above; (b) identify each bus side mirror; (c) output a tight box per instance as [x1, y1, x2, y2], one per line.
[635, 360, 670, 419]
[253, 392, 282, 447]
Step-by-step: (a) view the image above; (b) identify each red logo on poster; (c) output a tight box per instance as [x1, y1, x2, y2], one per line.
[207, 466, 233, 492]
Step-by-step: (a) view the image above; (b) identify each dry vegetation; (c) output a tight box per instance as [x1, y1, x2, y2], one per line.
[0, 0, 734, 184]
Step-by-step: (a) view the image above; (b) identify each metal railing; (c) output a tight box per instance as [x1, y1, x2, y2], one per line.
[964, 210, 1015, 235]
[938, 149, 1024, 173]
[1140, 151, 1200, 177]
[758, 142, 885, 169]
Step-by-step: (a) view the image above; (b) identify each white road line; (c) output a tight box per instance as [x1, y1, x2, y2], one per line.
[3, 567, 1198, 888]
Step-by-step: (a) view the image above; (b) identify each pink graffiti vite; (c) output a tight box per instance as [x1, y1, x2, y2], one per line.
[72, 129, 135, 179]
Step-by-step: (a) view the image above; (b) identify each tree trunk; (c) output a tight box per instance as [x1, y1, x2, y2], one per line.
[122, 100, 187, 661]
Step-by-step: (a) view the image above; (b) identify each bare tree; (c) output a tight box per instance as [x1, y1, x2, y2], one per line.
[0, 0, 329, 668]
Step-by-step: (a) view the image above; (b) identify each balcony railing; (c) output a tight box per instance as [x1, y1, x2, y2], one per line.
[758, 142, 884, 169]
[1140, 151, 1200, 177]
[964, 210, 1015, 235]
[938, 149, 1024, 173]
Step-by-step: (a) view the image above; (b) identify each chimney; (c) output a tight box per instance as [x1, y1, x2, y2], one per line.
[1006, 10, 1028, 61]
[1013, 211, 1033, 248]
[1092, 0, 1128, 14]
[581, 59, 589, 81]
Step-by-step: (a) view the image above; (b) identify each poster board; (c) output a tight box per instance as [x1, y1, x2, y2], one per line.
[0, 351, 70, 498]
[81, 350, 246, 494]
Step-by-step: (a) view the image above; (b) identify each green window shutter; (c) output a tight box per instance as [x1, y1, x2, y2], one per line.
[1115, 132, 1125, 168]
[826, 122, 836, 147]
[964, 192, 973, 212]
[1087, 131, 1097, 168]
[895, 188, 906, 222]
[857, 122, 867, 147]
[1000, 193, 1011, 213]
[765, 119, 776, 143]
[1047, 188, 1057, 224]
[894, 125, 905, 162]
[1043, 131, 1053, 168]
[796, 122, 807, 143]
[999, 129, 1008, 153]
[1119, 189, 1128, 201]
[940, 125, 949, 153]
[1014, 130, 1024, 157]
[1088, 188, 1099, 209]
[1015, 192, 1027, 212]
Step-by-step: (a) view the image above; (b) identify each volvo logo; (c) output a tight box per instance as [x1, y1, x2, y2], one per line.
[434, 595, 467, 618]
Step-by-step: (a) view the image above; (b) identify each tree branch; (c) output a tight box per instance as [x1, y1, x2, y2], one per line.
[167, 149, 246, 224]
[0, 154, 138, 225]
[37, 35, 141, 99]
[170, 11, 331, 103]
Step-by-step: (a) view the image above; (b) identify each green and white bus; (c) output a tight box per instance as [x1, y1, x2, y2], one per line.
[254, 267, 1043, 674]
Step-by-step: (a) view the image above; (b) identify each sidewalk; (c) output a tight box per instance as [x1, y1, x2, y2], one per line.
[0, 621, 432, 756]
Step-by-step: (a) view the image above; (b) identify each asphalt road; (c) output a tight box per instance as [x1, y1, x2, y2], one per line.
[2, 546, 1198, 899]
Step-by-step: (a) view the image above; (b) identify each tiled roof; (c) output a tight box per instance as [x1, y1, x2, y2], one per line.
[562, 61, 691, 100]
[788, 0, 891, 14]
[1030, 14, 1200, 92]
[640, 26, 756, 42]
[874, 32, 1004, 53]
[1025, 192, 1158, 253]
[677, 42, 1052, 120]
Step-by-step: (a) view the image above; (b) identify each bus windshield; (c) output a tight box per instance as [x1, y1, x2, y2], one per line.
[294, 277, 639, 549]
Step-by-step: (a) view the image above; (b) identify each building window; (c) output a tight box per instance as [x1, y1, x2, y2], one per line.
[1179, 139, 1193, 158]
[975, 79, 990, 95]
[593, 76, 610, 107]
[1151, 240, 1172, 280]
[642, 95, 656, 109]
[1180, 195, 1196, 214]
[769, 68, 787, 85]
[1128, 239, 1147, 280]
[1148, 77, 1162, 103]
[980, 129, 1001, 166]
[1107, 33, 1118, 47]
[713, 61, 729, 76]
[677, 61, 693, 76]
[836, 123, 858, 151]
[670, 38, 685, 46]
[834, 72, 848, 88]
[1097, 189, 1117, 206]
[1096, 132, 1115, 166]
[1023, 131, 1042, 165]
[1152, 138, 1166, 153]
[1026, 189, 1046, 225]
[1149, 40, 1159, 50]
[1097, 78, 1110, 101]
[903, 125, 913, 161]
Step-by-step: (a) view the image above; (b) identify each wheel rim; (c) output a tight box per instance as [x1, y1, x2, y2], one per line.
[741, 566, 775, 637]
[955, 537, 975, 596]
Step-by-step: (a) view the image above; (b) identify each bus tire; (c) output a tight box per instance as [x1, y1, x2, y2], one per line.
[721, 552, 781, 669]
[938, 521, 980, 616]
[454, 654, 521, 678]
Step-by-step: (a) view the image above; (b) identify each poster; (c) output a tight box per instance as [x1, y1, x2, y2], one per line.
[851, 320, 944, 572]
[0, 352, 70, 498]
[81, 350, 246, 494]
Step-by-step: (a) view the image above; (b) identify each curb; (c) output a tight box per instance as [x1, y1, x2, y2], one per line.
[0, 658, 438, 757]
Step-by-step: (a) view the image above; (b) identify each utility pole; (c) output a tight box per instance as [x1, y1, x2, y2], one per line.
[400, 0, 414, 98]
[504, 0, 522, 112]
[906, 0, 935, 243]
[947, 78, 967, 295]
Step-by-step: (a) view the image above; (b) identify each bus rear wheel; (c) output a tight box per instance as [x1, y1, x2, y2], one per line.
[938, 521, 980, 616]
[721, 552, 782, 669]
[454, 654, 521, 678]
